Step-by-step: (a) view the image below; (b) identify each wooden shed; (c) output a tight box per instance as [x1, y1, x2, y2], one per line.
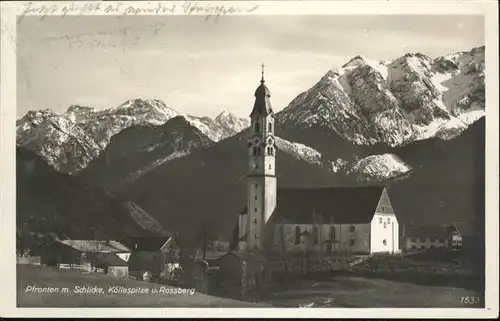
[216, 250, 272, 301]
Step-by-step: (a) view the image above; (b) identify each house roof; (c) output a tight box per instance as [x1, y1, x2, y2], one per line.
[195, 241, 230, 261]
[88, 252, 129, 267]
[404, 225, 455, 239]
[119, 236, 172, 251]
[195, 250, 227, 261]
[59, 240, 131, 253]
[450, 222, 474, 237]
[241, 186, 386, 224]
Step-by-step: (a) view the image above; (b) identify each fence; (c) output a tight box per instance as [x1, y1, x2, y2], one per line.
[57, 262, 92, 271]
[16, 256, 41, 265]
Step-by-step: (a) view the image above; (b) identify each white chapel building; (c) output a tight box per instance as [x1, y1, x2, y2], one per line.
[233, 67, 400, 256]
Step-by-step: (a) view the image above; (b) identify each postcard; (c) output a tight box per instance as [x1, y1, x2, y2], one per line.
[1, 0, 498, 318]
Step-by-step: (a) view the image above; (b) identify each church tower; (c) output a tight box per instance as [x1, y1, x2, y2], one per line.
[245, 64, 277, 250]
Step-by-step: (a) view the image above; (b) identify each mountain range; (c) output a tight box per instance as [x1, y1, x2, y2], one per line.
[16, 100, 250, 174]
[16, 46, 485, 248]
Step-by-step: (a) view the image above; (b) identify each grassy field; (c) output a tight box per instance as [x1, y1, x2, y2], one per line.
[265, 276, 484, 308]
[17, 264, 484, 308]
[17, 265, 267, 307]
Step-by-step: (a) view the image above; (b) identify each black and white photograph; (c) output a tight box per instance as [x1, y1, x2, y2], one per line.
[1, 0, 498, 318]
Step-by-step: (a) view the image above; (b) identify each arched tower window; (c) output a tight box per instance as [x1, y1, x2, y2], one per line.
[268, 123, 272, 133]
[253, 147, 258, 156]
[295, 226, 301, 245]
[254, 121, 260, 133]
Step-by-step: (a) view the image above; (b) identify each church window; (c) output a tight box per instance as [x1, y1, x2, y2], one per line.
[349, 225, 355, 233]
[350, 239, 355, 246]
[253, 147, 258, 156]
[313, 227, 318, 245]
[379, 217, 382, 224]
[268, 123, 272, 132]
[256, 147, 261, 156]
[254, 195, 257, 200]
[268, 164, 271, 170]
[278, 225, 285, 243]
[254, 208, 258, 213]
[254, 121, 260, 133]
[330, 226, 335, 240]
[295, 226, 301, 245]
[383, 222, 387, 228]
[383, 239, 387, 246]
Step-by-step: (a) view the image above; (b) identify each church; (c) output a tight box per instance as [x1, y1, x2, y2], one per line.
[231, 65, 400, 258]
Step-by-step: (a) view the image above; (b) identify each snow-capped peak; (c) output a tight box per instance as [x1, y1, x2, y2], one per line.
[350, 154, 411, 182]
[183, 111, 250, 142]
[17, 98, 184, 173]
[216, 110, 232, 118]
[277, 45, 484, 147]
[342, 55, 368, 68]
[215, 111, 249, 131]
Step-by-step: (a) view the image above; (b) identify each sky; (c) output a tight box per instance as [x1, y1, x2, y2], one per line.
[17, 15, 485, 119]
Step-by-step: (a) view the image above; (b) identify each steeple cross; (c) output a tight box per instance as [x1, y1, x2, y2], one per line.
[261, 63, 265, 82]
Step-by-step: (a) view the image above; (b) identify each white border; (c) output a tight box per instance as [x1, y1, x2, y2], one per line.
[1, 0, 498, 318]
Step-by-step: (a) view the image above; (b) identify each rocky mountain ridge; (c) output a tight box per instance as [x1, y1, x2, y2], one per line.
[17, 47, 484, 175]
[276, 46, 485, 146]
[17, 100, 248, 173]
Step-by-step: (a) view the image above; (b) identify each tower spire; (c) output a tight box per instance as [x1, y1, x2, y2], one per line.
[261, 62, 265, 83]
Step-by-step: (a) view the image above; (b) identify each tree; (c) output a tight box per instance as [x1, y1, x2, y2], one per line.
[195, 220, 218, 260]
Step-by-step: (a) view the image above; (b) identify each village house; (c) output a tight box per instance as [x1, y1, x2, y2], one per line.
[195, 240, 231, 267]
[40, 240, 131, 278]
[403, 224, 463, 251]
[119, 235, 180, 280]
